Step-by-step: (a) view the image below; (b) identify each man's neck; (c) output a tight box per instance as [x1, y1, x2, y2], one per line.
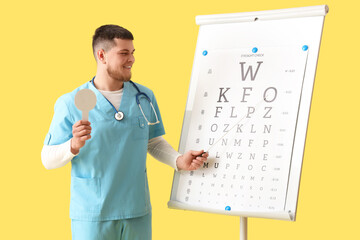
[93, 72, 124, 91]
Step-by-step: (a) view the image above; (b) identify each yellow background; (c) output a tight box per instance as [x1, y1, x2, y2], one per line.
[1, 0, 359, 239]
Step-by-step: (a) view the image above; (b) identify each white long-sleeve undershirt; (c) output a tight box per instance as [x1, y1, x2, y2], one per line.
[41, 136, 180, 171]
[42, 88, 181, 171]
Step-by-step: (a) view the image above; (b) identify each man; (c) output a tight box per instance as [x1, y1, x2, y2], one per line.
[41, 25, 208, 240]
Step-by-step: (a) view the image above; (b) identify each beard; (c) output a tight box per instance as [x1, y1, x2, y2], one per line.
[107, 65, 132, 82]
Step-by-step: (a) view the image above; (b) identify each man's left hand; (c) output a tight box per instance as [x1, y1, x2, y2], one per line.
[176, 150, 209, 171]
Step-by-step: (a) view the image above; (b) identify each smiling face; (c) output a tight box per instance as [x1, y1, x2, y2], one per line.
[104, 38, 135, 83]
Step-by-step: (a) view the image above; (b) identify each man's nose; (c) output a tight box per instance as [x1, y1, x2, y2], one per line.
[129, 54, 135, 62]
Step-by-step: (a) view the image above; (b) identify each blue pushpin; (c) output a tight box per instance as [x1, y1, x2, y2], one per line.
[225, 206, 231, 211]
[202, 50, 208, 56]
[252, 47, 258, 53]
[302, 45, 308, 51]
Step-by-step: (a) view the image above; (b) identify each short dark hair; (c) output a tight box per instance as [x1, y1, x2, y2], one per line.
[92, 25, 134, 60]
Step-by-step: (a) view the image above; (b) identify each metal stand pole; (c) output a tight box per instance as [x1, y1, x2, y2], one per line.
[240, 217, 248, 240]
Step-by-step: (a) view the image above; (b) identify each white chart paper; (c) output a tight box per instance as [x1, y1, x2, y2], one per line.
[175, 46, 308, 213]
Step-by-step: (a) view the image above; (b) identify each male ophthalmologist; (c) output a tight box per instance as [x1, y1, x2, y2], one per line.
[41, 24, 209, 240]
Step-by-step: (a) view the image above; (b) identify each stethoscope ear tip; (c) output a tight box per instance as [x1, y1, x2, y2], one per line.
[148, 121, 160, 126]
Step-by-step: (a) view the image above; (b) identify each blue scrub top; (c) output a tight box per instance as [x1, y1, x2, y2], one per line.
[44, 80, 165, 221]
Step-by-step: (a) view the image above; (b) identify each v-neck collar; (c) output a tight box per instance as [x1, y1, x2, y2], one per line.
[88, 78, 130, 119]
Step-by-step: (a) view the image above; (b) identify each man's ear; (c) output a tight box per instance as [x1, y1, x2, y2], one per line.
[96, 49, 106, 64]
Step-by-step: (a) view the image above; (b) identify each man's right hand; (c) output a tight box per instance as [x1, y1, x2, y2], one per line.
[71, 120, 92, 155]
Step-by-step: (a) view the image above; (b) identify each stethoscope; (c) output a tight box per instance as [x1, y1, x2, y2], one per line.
[91, 77, 160, 125]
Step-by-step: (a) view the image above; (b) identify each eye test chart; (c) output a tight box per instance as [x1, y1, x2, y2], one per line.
[168, 5, 328, 240]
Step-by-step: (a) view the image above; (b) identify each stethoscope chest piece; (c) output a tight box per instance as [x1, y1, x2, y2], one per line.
[115, 112, 124, 121]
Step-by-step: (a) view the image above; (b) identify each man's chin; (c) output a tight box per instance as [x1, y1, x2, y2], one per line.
[121, 73, 132, 82]
[108, 69, 132, 82]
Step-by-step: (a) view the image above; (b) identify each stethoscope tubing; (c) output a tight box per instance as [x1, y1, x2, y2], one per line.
[90, 77, 160, 125]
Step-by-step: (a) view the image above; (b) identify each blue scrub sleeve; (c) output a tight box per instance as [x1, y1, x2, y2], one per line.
[148, 92, 165, 140]
[44, 96, 74, 145]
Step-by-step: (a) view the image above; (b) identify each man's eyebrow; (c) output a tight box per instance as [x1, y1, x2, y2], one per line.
[118, 49, 135, 53]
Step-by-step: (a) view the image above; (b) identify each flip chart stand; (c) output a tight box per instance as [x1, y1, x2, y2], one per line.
[240, 217, 248, 240]
[168, 5, 329, 240]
